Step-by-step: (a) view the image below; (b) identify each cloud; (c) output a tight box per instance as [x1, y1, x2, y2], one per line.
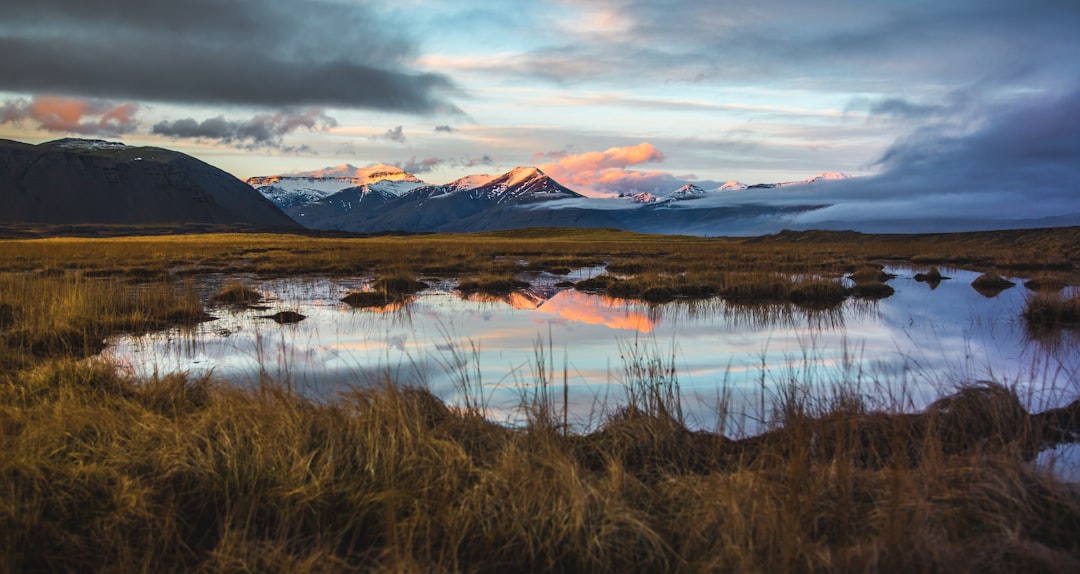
[535, 142, 679, 194]
[0, 95, 139, 135]
[463, 155, 495, 168]
[395, 156, 442, 174]
[0, 0, 458, 113]
[371, 125, 407, 144]
[434, 125, 455, 133]
[449, 0, 1080, 105]
[708, 87, 1080, 231]
[152, 109, 335, 150]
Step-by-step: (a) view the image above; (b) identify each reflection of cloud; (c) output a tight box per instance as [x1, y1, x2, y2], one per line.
[537, 291, 655, 333]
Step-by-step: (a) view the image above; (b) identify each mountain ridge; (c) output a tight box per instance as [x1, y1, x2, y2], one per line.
[0, 138, 298, 228]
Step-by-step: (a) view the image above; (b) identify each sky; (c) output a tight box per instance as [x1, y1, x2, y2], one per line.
[2, 0, 1080, 206]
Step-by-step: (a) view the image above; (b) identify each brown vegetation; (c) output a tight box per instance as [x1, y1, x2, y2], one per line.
[457, 275, 531, 296]
[213, 281, 263, 305]
[2, 227, 1080, 571]
[1023, 294, 1080, 331]
[342, 273, 428, 308]
[1026, 275, 1070, 293]
[972, 273, 1017, 297]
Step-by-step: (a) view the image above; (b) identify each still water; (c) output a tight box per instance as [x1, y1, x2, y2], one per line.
[106, 266, 1079, 439]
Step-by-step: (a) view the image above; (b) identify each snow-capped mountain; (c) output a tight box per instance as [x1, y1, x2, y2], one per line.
[667, 184, 709, 201]
[464, 167, 583, 204]
[446, 174, 495, 192]
[716, 180, 748, 192]
[801, 172, 850, 184]
[262, 162, 860, 232]
[246, 163, 425, 209]
[748, 172, 852, 190]
[619, 191, 659, 204]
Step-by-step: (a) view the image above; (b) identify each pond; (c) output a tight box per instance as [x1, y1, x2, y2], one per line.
[105, 265, 1080, 442]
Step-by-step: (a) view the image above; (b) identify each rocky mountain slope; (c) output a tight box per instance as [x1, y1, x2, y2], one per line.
[0, 139, 298, 227]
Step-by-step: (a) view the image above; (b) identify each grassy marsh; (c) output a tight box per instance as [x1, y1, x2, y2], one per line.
[2, 226, 1080, 571]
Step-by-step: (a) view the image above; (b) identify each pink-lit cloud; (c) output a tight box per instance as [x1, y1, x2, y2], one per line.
[534, 142, 684, 196]
[0, 95, 140, 135]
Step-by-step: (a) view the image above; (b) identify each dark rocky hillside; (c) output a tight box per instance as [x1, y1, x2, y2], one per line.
[0, 139, 298, 228]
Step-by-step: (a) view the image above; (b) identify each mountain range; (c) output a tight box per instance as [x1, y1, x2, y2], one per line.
[246, 163, 849, 234]
[4, 137, 1072, 236]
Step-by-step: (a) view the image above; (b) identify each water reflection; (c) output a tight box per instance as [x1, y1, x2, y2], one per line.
[106, 266, 1080, 433]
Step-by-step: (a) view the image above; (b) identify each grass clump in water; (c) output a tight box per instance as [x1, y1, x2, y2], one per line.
[457, 274, 530, 296]
[914, 266, 948, 285]
[343, 272, 428, 308]
[1025, 275, 1069, 293]
[971, 273, 1016, 297]
[212, 281, 263, 305]
[1023, 293, 1080, 329]
[787, 279, 850, 309]
[372, 274, 429, 296]
[848, 266, 895, 284]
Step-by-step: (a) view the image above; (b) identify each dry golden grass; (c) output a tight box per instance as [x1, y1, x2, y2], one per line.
[2, 226, 1080, 571]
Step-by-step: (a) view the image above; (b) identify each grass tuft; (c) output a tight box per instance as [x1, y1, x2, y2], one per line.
[213, 281, 263, 304]
[1025, 275, 1069, 293]
[1023, 294, 1080, 329]
[971, 273, 1016, 297]
[787, 279, 850, 309]
[457, 275, 531, 296]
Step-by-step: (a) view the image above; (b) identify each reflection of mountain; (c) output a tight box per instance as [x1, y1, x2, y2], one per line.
[467, 290, 548, 310]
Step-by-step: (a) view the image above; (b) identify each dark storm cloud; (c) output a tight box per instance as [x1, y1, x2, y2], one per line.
[0, 95, 139, 135]
[152, 109, 335, 149]
[712, 87, 1080, 230]
[434, 125, 456, 133]
[0, 0, 459, 113]
[507, 0, 1080, 92]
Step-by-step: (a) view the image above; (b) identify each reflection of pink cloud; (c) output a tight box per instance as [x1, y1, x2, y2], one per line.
[0, 95, 140, 135]
[535, 143, 684, 195]
[538, 291, 654, 333]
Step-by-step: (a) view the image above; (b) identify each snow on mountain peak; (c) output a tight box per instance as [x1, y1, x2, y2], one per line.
[716, 180, 748, 192]
[667, 183, 708, 200]
[446, 174, 495, 191]
[469, 166, 581, 204]
[504, 166, 543, 187]
[43, 138, 128, 151]
[247, 163, 426, 210]
[804, 172, 850, 183]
